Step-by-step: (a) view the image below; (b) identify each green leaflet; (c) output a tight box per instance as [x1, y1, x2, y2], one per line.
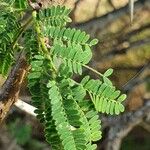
[50, 39, 92, 75]
[28, 55, 63, 149]
[28, 55, 46, 123]
[24, 29, 39, 61]
[0, 53, 13, 76]
[2, 0, 28, 9]
[36, 5, 98, 77]
[0, 11, 21, 76]
[61, 81, 102, 150]
[82, 108, 102, 142]
[104, 68, 114, 77]
[81, 76, 126, 115]
[44, 26, 98, 46]
[47, 81, 86, 150]
[14, 0, 28, 9]
[38, 6, 72, 27]
[71, 85, 102, 146]
[45, 103, 63, 149]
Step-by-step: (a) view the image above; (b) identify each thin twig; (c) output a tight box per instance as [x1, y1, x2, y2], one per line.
[15, 99, 36, 116]
[83, 64, 104, 77]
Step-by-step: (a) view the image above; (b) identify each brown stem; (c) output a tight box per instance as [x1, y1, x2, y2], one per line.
[0, 52, 29, 123]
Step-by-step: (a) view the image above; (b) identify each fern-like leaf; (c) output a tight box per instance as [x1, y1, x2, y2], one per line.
[0, 11, 21, 75]
[38, 6, 72, 27]
[72, 85, 102, 143]
[28, 55, 46, 123]
[1, 0, 28, 9]
[47, 80, 96, 150]
[51, 39, 92, 75]
[24, 29, 39, 61]
[80, 76, 126, 115]
[47, 81, 78, 150]
[45, 103, 63, 150]
[44, 26, 98, 46]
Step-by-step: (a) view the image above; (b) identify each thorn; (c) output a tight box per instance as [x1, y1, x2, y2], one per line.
[129, 0, 134, 24]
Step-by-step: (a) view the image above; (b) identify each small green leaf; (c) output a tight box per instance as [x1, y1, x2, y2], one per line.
[104, 68, 113, 77]
[91, 132, 102, 141]
[81, 76, 90, 86]
[97, 83, 107, 95]
[34, 55, 44, 60]
[77, 63, 82, 75]
[110, 90, 121, 99]
[115, 103, 120, 115]
[118, 103, 125, 112]
[117, 94, 127, 102]
[106, 101, 111, 114]
[89, 39, 99, 46]
[110, 102, 115, 115]
[86, 110, 97, 118]
[102, 99, 107, 113]
[64, 16, 72, 22]
[103, 77, 113, 86]
[28, 72, 41, 79]
[82, 45, 92, 64]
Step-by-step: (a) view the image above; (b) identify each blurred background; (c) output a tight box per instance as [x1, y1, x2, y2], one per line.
[0, 0, 150, 149]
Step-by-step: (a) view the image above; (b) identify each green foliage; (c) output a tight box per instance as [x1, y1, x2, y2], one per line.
[44, 26, 98, 46]
[51, 40, 92, 75]
[38, 6, 72, 27]
[47, 81, 87, 150]
[0, 11, 21, 75]
[1, 0, 28, 9]
[24, 29, 39, 61]
[0, 2, 127, 150]
[9, 119, 32, 146]
[80, 76, 126, 115]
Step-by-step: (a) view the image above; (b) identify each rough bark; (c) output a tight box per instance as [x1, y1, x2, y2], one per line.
[0, 53, 28, 123]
